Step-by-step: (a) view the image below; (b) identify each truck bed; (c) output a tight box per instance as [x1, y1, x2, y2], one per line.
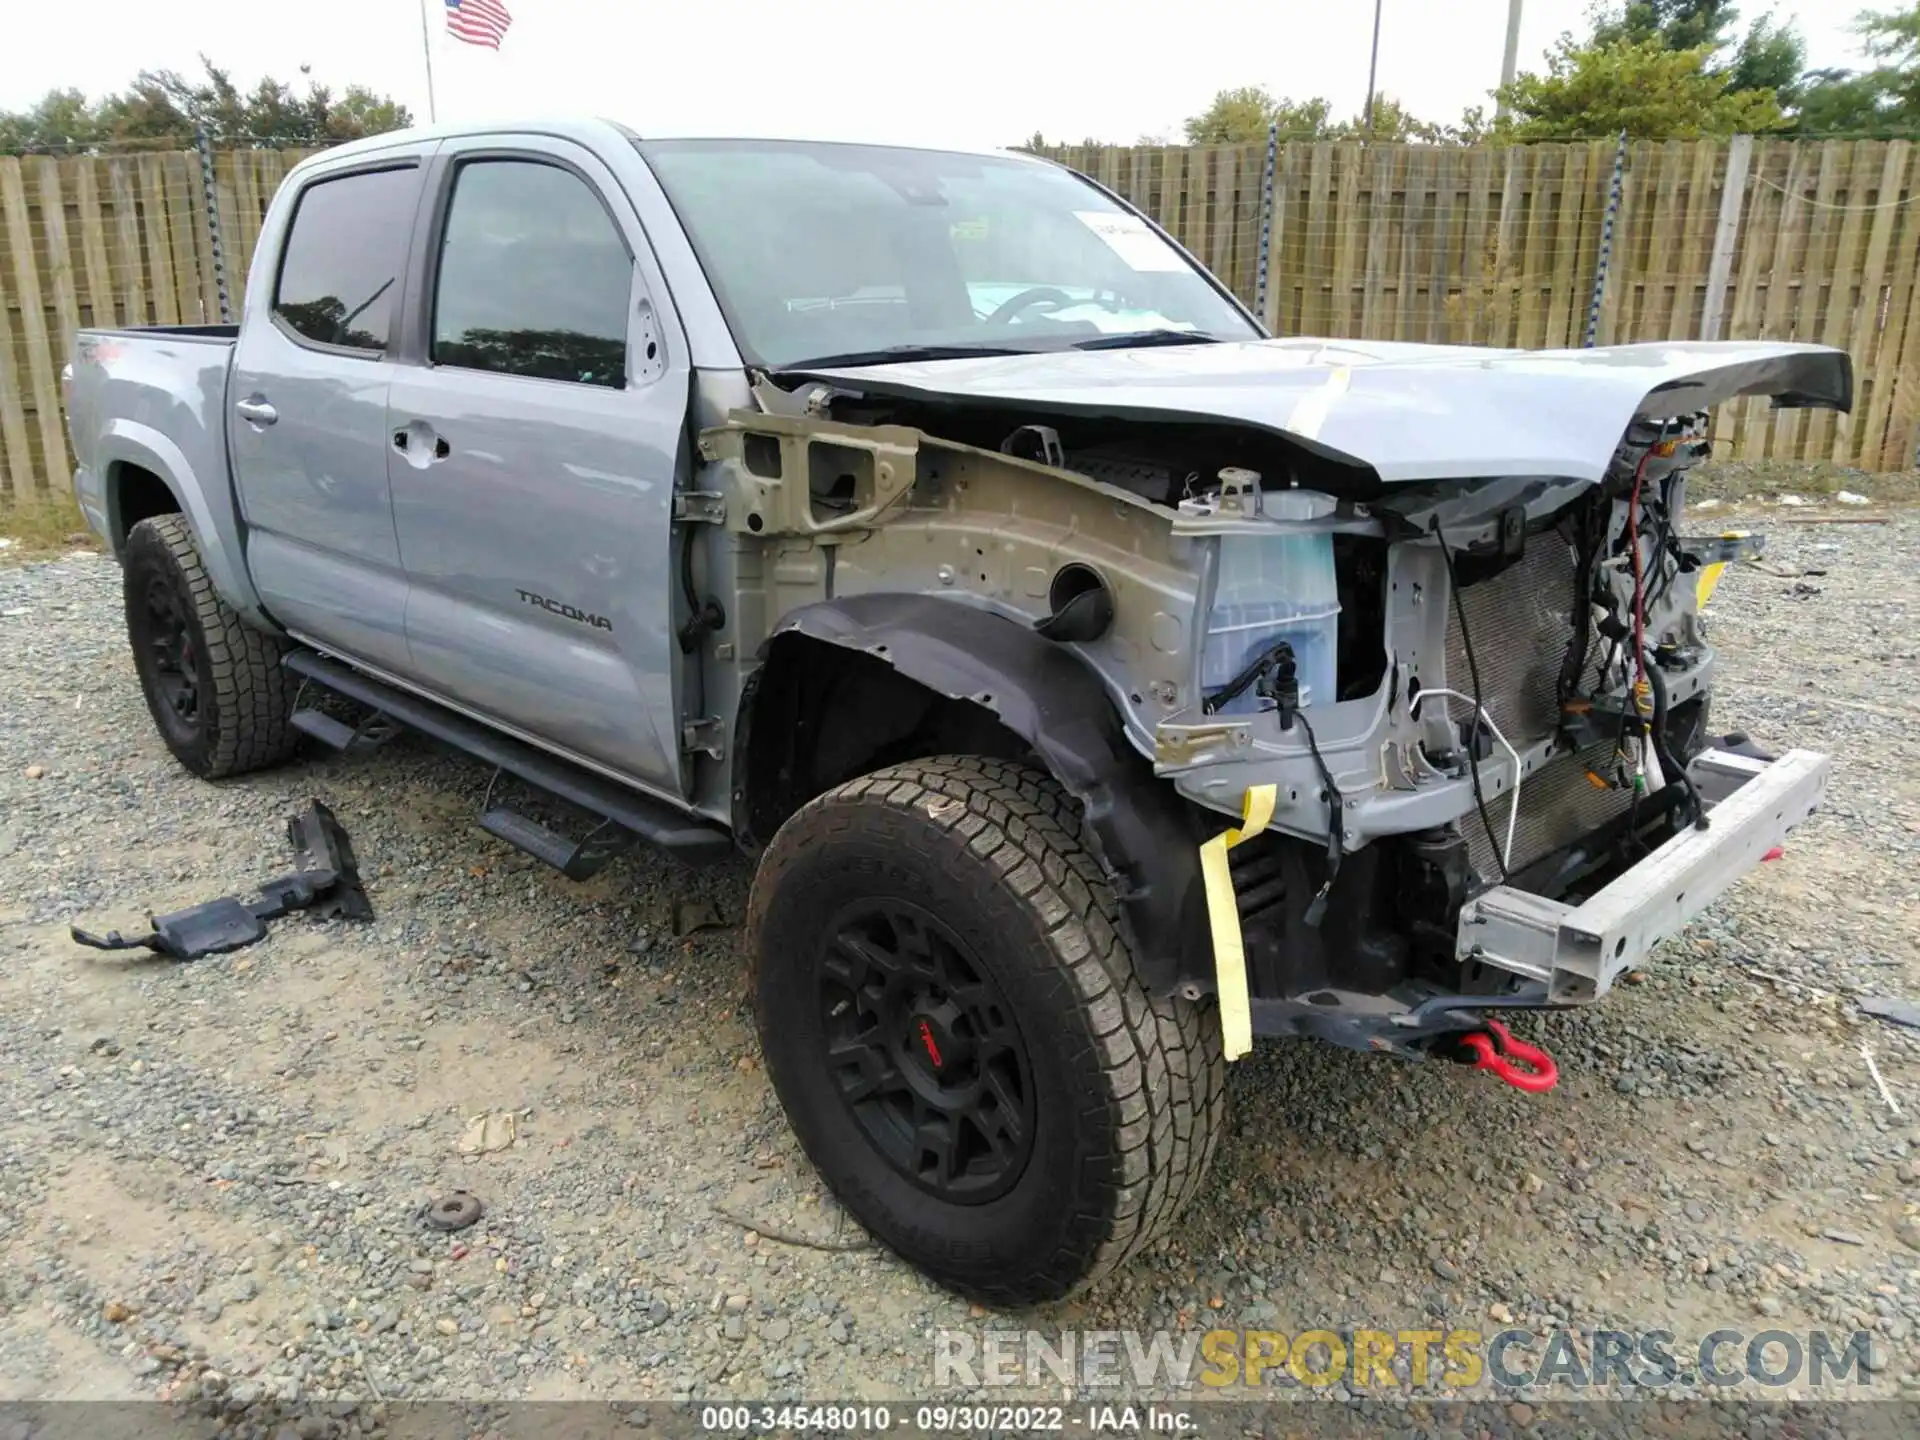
[68, 324, 263, 624]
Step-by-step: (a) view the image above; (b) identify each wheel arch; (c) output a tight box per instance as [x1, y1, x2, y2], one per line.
[733, 594, 1209, 993]
[97, 419, 273, 628]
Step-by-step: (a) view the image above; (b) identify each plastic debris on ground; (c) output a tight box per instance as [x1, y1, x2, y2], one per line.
[1860, 996, 1920, 1031]
[69, 799, 372, 961]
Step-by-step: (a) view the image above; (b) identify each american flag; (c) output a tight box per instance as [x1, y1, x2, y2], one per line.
[446, 0, 512, 49]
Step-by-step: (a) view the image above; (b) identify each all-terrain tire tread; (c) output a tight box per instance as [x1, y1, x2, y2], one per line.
[748, 755, 1226, 1304]
[126, 514, 298, 778]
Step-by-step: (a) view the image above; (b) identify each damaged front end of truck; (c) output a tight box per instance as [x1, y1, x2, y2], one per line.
[701, 336, 1848, 1076]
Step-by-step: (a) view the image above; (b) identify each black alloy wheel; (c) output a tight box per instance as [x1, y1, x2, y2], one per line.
[817, 897, 1036, 1204]
[138, 572, 201, 730]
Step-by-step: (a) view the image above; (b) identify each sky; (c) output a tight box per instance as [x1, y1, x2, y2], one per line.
[0, 0, 1879, 149]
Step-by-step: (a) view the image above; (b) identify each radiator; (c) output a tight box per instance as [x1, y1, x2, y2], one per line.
[1464, 740, 1635, 879]
[1444, 540, 1633, 877]
[1443, 537, 1580, 747]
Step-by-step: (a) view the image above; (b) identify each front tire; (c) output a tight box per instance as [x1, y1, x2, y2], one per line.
[748, 756, 1224, 1306]
[123, 514, 298, 779]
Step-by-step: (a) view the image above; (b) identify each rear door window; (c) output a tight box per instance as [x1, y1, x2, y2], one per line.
[431, 159, 633, 388]
[273, 166, 422, 353]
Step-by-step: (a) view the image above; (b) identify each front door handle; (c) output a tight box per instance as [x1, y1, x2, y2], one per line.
[393, 422, 452, 465]
[235, 397, 277, 426]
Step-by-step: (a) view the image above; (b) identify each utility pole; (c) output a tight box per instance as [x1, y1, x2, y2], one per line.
[1362, 0, 1384, 137]
[1496, 0, 1524, 119]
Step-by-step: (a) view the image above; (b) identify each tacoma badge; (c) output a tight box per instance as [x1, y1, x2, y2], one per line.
[515, 590, 613, 632]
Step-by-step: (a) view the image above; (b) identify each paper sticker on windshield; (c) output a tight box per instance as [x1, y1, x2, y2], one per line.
[1074, 211, 1186, 272]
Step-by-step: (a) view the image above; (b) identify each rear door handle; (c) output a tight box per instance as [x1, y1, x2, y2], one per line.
[235, 397, 277, 426]
[393, 424, 451, 462]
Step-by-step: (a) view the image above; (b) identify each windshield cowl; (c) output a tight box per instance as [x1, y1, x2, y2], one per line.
[776, 329, 1225, 372]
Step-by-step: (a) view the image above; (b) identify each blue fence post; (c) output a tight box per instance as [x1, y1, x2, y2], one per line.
[194, 128, 232, 325]
[1583, 131, 1628, 348]
[1254, 121, 1279, 330]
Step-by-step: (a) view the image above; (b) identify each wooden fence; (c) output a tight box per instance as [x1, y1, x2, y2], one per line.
[0, 147, 316, 503]
[2, 136, 1918, 501]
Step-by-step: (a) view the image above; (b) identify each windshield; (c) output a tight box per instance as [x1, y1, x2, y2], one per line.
[635, 138, 1260, 369]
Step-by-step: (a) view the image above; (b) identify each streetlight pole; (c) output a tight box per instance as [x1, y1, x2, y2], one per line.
[1362, 0, 1384, 137]
[1496, 0, 1524, 119]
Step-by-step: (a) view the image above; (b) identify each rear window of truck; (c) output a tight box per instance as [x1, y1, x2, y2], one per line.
[274, 165, 422, 354]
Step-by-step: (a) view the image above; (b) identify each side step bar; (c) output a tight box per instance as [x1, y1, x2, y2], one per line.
[284, 650, 733, 869]
[476, 806, 639, 881]
[290, 708, 359, 750]
[291, 706, 402, 754]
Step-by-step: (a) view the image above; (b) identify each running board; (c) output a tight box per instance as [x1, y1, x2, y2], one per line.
[282, 650, 733, 867]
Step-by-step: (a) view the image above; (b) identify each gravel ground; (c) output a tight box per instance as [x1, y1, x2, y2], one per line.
[0, 499, 1917, 1425]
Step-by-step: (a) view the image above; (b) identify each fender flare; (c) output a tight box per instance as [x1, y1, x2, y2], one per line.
[746, 593, 1208, 994]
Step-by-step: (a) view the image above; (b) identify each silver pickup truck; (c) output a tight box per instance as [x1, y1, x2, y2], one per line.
[66, 119, 1842, 1307]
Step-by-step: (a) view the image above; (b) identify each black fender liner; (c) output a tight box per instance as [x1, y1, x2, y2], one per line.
[743, 594, 1209, 995]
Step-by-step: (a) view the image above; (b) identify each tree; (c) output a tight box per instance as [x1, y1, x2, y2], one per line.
[1450, 105, 1494, 145]
[1857, 2, 1920, 119]
[1334, 95, 1444, 143]
[0, 56, 411, 153]
[1495, 36, 1786, 138]
[1183, 87, 1335, 143]
[1582, 0, 1920, 134]
[1790, 4, 1920, 136]
[1181, 85, 1465, 144]
[1794, 67, 1898, 133]
[1591, 0, 1744, 54]
[1728, 15, 1808, 101]
[0, 89, 101, 153]
[1591, 1, 1809, 107]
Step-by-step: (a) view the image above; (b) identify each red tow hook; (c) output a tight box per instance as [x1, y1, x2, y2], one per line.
[1458, 1018, 1559, 1094]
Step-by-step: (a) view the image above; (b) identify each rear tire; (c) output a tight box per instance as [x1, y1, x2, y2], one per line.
[748, 755, 1224, 1306]
[123, 514, 298, 779]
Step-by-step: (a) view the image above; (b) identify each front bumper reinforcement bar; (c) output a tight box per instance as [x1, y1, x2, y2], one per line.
[1456, 747, 1830, 1002]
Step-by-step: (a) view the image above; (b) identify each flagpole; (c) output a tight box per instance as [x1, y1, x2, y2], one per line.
[418, 0, 439, 122]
